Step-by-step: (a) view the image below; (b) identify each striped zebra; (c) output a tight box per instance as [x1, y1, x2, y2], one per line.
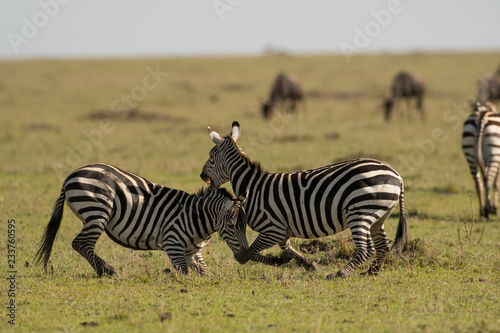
[200, 121, 408, 279]
[34, 163, 250, 277]
[462, 102, 500, 218]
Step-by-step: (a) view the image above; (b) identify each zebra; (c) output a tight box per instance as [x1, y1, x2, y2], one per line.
[34, 163, 250, 277]
[200, 121, 408, 279]
[261, 73, 304, 120]
[462, 102, 500, 218]
[383, 71, 425, 121]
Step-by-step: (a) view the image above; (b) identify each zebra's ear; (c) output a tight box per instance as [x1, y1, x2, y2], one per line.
[208, 127, 223, 144]
[237, 190, 249, 204]
[222, 200, 235, 212]
[230, 121, 241, 141]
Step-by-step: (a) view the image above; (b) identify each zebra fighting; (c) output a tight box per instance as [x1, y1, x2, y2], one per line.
[34, 163, 250, 277]
[200, 121, 408, 279]
[462, 102, 500, 218]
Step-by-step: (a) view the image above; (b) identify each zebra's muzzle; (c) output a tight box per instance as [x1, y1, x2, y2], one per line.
[233, 246, 250, 264]
[200, 171, 211, 185]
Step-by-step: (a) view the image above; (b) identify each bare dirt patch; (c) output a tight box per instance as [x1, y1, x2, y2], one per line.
[86, 109, 186, 123]
[306, 89, 375, 100]
[23, 123, 60, 132]
[220, 82, 255, 92]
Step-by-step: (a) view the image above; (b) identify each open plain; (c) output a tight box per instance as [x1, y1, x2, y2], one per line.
[1, 52, 500, 332]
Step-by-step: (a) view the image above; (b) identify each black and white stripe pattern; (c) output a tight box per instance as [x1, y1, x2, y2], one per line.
[35, 163, 249, 277]
[200, 121, 408, 279]
[462, 102, 500, 218]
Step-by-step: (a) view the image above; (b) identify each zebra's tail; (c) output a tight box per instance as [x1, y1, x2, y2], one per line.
[476, 108, 490, 179]
[34, 187, 66, 271]
[391, 180, 408, 257]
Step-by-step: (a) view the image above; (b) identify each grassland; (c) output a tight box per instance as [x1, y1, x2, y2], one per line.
[1, 52, 500, 332]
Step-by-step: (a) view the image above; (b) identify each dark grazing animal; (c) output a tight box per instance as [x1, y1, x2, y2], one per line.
[261, 73, 303, 119]
[200, 121, 408, 279]
[34, 163, 249, 277]
[477, 73, 500, 104]
[462, 102, 500, 218]
[383, 71, 425, 121]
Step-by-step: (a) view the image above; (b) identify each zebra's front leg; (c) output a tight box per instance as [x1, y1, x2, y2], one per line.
[190, 252, 210, 276]
[249, 232, 289, 267]
[279, 239, 318, 272]
[72, 220, 115, 277]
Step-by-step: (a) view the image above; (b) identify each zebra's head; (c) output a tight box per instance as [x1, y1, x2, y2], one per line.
[216, 190, 250, 264]
[200, 121, 241, 188]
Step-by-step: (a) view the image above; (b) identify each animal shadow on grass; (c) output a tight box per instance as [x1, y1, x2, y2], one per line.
[298, 235, 442, 274]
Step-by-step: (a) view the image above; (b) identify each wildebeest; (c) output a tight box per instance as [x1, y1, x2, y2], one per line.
[383, 71, 425, 121]
[477, 72, 500, 104]
[261, 73, 303, 120]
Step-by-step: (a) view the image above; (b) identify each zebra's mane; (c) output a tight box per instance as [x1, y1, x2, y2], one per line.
[225, 135, 267, 174]
[195, 186, 234, 200]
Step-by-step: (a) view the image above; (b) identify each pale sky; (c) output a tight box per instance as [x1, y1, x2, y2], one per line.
[0, 0, 499, 59]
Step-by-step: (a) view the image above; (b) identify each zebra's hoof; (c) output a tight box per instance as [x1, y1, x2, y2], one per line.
[103, 264, 116, 275]
[280, 251, 296, 262]
[99, 264, 115, 277]
[361, 268, 378, 276]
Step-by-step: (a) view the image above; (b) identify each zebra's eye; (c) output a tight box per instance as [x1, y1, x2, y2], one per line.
[226, 214, 238, 228]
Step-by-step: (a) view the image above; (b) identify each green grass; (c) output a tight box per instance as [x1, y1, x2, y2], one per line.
[1, 52, 500, 332]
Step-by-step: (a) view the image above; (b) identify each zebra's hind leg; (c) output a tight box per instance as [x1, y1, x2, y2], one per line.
[487, 162, 500, 215]
[279, 238, 318, 272]
[473, 172, 486, 217]
[72, 219, 115, 277]
[327, 219, 375, 279]
[366, 210, 393, 275]
[163, 243, 189, 275]
[483, 161, 500, 217]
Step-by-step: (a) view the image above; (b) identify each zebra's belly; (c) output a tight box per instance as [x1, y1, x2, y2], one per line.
[282, 213, 349, 239]
[106, 215, 163, 250]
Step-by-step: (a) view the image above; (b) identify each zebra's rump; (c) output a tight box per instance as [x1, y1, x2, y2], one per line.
[482, 115, 500, 163]
[462, 108, 500, 168]
[63, 164, 183, 250]
[248, 158, 402, 239]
